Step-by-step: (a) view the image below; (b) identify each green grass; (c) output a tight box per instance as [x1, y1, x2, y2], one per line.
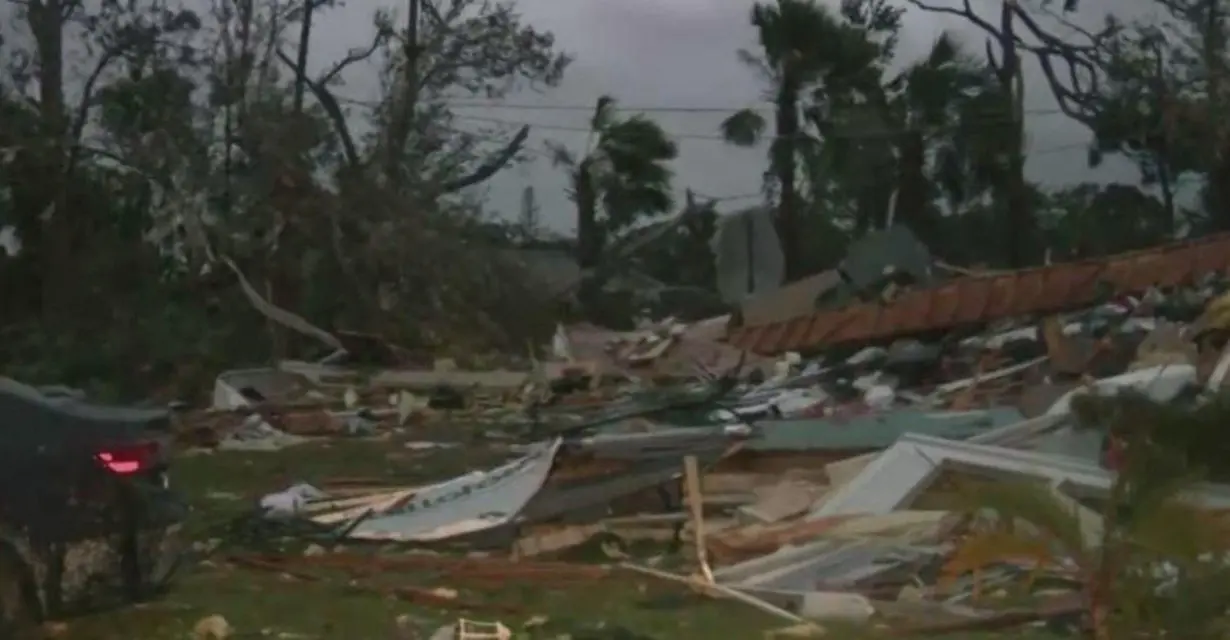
[53, 438, 1070, 640]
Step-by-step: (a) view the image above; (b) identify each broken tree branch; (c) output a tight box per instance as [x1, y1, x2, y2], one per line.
[318, 36, 387, 86]
[220, 255, 344, 352]
[64, 48, 120, 170]
[438, 125, 529, 193]
[275, 48, 361, 167]
[905, 0, 1116, 127]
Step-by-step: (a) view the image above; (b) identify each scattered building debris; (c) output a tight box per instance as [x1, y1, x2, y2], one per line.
[159, 233, 1230, 635]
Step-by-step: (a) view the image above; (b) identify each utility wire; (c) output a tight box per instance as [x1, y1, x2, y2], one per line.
[439, 116, 1096, 169]
[694, 191, 763, 202]
[348, 92, 1200, 165]
[334, 92, 1066, 124]
[441, 99, 1069, 117]
[450, 113, 1042, 140]
[450, 113, 1100, 154]
[336, 92, 1067, 116]
[452, 113, 735, 140]
[337, 92, 1077, 142]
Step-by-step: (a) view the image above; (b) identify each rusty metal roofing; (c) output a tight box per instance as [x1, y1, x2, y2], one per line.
[727, 233, 1230, 355]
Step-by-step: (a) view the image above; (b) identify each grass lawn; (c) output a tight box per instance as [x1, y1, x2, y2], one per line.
[51, 437, 1069, 640]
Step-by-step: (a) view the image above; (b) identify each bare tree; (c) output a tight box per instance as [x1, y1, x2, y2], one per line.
[4, 0, 200, 316]
[278, 0, 568, 195]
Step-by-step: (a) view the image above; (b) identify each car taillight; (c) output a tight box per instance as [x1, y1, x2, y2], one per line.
[96, 441, 160, 475]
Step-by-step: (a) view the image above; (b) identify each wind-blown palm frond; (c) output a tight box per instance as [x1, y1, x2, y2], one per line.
[721, 109, 768, 147]
[595, 116, 677, 229]
[561, 94, 679, 278]
[589, 95, 618, 135]
[544, 140, 576, 168]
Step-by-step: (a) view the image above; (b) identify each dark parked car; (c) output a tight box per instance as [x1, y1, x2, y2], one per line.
[0, 379, 186, 635]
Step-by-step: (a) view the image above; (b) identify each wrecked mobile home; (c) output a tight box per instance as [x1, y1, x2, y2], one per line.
[146, 230, 1230, 635]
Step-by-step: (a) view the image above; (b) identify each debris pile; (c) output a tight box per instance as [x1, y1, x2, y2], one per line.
[177, 233, 1230, 635]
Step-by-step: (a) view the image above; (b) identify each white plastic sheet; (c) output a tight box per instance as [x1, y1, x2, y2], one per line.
[344, 438, 563, 541]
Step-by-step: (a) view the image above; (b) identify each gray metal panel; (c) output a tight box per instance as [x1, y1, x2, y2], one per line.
[713, 206, 784, 303]
[838, 225, 932, 291]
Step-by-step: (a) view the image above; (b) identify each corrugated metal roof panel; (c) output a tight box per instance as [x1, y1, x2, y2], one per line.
[728, 233, 1230, 355]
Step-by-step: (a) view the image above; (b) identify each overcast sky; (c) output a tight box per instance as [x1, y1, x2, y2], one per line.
[301, 0, 1141, 233]
[2, 0, 1150, 235]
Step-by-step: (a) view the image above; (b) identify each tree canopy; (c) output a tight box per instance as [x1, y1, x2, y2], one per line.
[0, 0, 1223, 396]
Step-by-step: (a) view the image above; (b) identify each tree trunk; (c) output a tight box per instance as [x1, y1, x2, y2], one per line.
[894, 130, 934, 243]
[29, 0, 71, 319]
[384, 0, 421, 184]
[1201, 0, 1229, 229]
[1212, 147, 1230, 230]
[1005, 146, 1031, 266]
[573, 161, 605, 321]
[574, 161, 600, 270]
[992, 3, 1035, 268]
[1003, 67, 1034, 267]
[773, 80, 803, 282]
[292, 0, 315, 114]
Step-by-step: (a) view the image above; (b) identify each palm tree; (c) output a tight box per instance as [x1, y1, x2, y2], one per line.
[720, 0, 882, 283]
[549, 96, 678, 303]
[803, 32, 1010, 258]
[881, 33, 997, 248]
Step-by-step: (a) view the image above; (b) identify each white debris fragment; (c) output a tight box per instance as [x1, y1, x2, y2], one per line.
[259, 483, 328, 517]
[863, 385, 895, 409]
[798, 591, 875, 622]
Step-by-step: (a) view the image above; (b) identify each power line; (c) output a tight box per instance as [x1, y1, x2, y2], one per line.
[338, 93, 1088, 143]
[450, 113, 1094, 146]
[335, 93, 1066, 124]
[697, 191, 763, 202]
[442, 100, 1069, 117]
[439, 114, 1093, 160]
[450, 102, 754, 113]
[1031, 142, 1088, 155]
[439, 119, 1094, 186]
[452, 113, 734, 140]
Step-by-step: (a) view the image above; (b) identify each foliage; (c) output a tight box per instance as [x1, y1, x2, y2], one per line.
[1069, 391, 1230, 483]
[720, 0, 895, 280]
[944, 392, 1230, 639]
[1, 0, 1226, 396]
[1036, 183, 1174, 259]
[721, 0, 1053, 271]
[0, 0, 574, 396]
[633, 205, 719, 295]
[550, 95, 678, 276]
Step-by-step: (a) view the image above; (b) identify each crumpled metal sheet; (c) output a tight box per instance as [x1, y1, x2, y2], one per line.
[344, 439, 562, 541]
[728, 233, 1230, 355]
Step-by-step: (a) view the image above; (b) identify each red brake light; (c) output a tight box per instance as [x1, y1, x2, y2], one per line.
[95, 441, 160, 475]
